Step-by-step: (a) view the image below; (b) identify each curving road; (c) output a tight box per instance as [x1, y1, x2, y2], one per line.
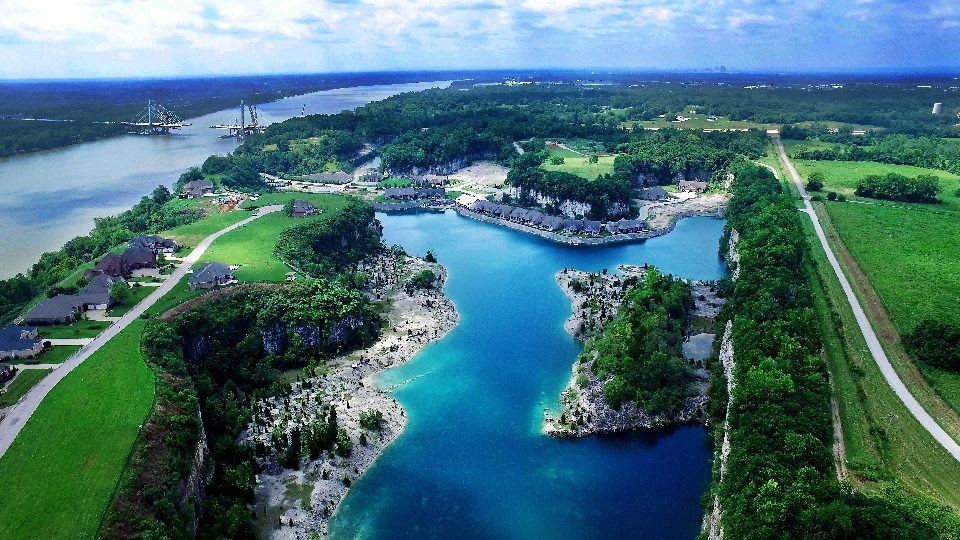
[0, 205, 282, 458]
[774, 138, 960, 462]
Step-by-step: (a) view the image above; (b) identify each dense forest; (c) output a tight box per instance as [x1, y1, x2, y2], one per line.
[0, 185, 200, 324]
[708, 161, 960, 539]
[102, 202, 385, 539]
[613, 129, 767, 184]
[588, 268, 693, 414]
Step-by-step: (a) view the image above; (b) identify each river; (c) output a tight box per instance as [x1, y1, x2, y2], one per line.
[0, 81, 449, 279]
[329, 211, 727, 540]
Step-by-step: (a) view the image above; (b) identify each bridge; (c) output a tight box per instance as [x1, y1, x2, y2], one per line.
[209, 98, 275, 141]
[123, 100, 190, 135]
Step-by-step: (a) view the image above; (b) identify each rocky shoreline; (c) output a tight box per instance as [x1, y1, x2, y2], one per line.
[245, 254, 459, 539]
[543, 267, 723, 439]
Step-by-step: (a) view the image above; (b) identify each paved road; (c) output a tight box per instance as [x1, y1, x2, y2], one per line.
[774, 138, 960, 462]
[0, 205, 281, 458]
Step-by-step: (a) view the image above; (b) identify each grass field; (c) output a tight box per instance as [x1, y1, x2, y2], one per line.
[792, 160, 960, 211]
[39, 319, 109, 339]
[541, 147, 616, 179]
[0, 369, 51, 408]
[8, 345, 82, 365]
[800, 200, 960, 511]
[0, 320, 155, 539]
[160, 209, 251, 249]
[107, 285, 154, 317]
[202, 193, 349, 283]
[143, 279, 207, 318]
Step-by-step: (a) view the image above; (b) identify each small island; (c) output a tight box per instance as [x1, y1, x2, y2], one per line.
[544, 266, 725, 437]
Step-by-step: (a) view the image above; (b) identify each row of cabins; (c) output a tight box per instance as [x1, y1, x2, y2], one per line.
[468, 200, 620, 235]
[383, 188, 447, 200]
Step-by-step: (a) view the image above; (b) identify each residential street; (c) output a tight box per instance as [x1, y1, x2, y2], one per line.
[0, 205, 282, 458]
[775, 138, 960, 462]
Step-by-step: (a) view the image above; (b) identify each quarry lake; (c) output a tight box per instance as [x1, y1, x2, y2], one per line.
[329, 211, 728, 540]
[0, 81, 449, 279]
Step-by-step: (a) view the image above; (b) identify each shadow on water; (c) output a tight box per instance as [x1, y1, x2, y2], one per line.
[329, 211, 726, 540]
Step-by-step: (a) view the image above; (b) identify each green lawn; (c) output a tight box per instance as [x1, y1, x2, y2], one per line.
[143, 279, 207, 318]
[376, 178, 412, 188]
[541, 147, 616, 180]
[160, 210, 251, 249]
[0, 320, 155, 539]
[39, 319, 109, 339]
[792, 160, 960, 211]
[106, 285, 154, 317]
[201, 193, 348, 283]
[0, 369, 51, 408]
[824, 202, 960, 332]
[241, 192, 351, 210]
[8, 345, 81, 365]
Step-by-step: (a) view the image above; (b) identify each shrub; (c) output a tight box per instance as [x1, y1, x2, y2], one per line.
[903, 319, 960, 371]
[805, 171, 825, 191]
[335, 428, 353, 457]
[406, 269, 436, 291]
[359, 409, 383, 431]
[827, 191, 838, 201]
[550, 155, 565, 165]
[855, 172, 941, 204]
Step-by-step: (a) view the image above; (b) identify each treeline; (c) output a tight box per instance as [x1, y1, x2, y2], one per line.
[613, 129, 767, 185]
[790, 135, 960, 176]
[274, 197, 383, 277]
[589, 268, 693, 413]
[904, 320, 960, 372]
[102, 277, 382, 539]
[710, 161, 959, 538]
[0, 185, 201, 324]
[855, 173, 942, 204]
[0, 120, 125, 157]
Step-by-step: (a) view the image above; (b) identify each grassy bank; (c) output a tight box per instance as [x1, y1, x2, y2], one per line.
[0, 369, 52, 408]
[0, 320, 155, 539]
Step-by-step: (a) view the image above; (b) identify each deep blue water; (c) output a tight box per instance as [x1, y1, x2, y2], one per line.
[329, 211, 728, 540]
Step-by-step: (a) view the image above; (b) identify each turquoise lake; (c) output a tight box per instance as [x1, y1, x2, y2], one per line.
[329, 211, 728, 540]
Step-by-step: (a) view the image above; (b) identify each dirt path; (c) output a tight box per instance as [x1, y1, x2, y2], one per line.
[774, 137, 960, 462]
[0, 205, 282, 458]
[830, 393, 849, 482]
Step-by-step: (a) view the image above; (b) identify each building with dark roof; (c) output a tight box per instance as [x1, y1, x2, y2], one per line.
[0, 363, 17, 383]
[129, 235, 177, 253]
[583, 220, 603, 235]
[79, 275, 124, 310]
[606, 219, 647, 234]
[83, 252, 131, 279]
[542, 215, 565, 231]
[678, 180, 708, 193]
[384, 187, 417, 200]
[291, 200, 318, 218]
[181, 180, 215, 198]
[638, 186, 670, 201]
[0, 325, 42, 359]
[563, 219, 583, 234]
[121, 248, 156, 270]
[24, 295, 83, 325]
[189, 262, 235, 290]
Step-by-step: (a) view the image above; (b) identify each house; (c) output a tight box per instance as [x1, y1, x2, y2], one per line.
[181, 180, 215, 198]
[542, 215, 566, 231]
[291, 200, 318, 218]
[414, 174, 448, 187]
[129, 235, 177, 253]
[638, 186, 670, 201]
[527, 210, 545, 226]
[24, 294, 84, 325]
[414, 188, 446, 199]
[510, 208, 530, 222]
[607, 219, 646, 234]
[384, 187, 417, 200]
[583, 220, 603, 235]
[563, 219, 583, 234]
[121, 248, 156, 270]
[678, 180, 708, 193]
[360, 171, 381, 183]
[83, 252, 131, 279]
[0, 326, 43, 360]
[0, 363, 17, 384]
[78, 275, 124, 310]
[189, 262, 235, 290]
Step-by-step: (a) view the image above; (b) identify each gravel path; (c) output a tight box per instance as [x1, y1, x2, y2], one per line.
[0, 205, 282, 458]
[774, 138, 960, 462]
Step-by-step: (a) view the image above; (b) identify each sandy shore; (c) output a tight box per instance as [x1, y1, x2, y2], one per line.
[245, 254, 459, 539]
[544, 267, 722, 438]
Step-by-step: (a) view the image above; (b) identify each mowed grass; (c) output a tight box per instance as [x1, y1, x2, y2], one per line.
[824, 202, 960, 332]
[792, 160, 960, 211]
[0, 320, 155, 539]
[801, 207, 960, 510]
[201, 193, 349, 283]
[39, 319, 109, 339]
[0, 369, 51, 408]
[161, 209, 251, 249]
[107, 284, 154, 317]
[541, 148, 616, 180]
[8, 345, 82, 365]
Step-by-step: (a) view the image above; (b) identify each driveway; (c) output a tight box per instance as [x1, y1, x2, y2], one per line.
[0, 205, 282, 458]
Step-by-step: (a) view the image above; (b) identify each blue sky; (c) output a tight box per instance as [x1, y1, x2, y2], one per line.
[2, 0, 958, 78]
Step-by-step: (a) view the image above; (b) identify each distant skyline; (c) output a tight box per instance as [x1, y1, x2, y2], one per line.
[2, 0, 959, 79]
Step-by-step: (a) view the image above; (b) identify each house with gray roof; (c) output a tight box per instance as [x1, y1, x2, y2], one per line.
[0, 325, 43, 360]
[583, 220, 603, 235]
[638, 186, 670, 201]
[24, 295, 83, 325]
[122, 248, 156, 270]
[678, 180, 708, 193]
[563, 219, 583, 234]
[542, 215, 565, 231]
[606, 219, 647, 234]
[83, 252, 131, 279]
[291, 200, 318, 218]
[415, 188, 446, 199]
[189, 262, 235, 290]
[129, 235, 177, 253]
[0, 363, 17, 384]
[79, 275, 124, 310]
[181, 180, 215, 198]
[384, 187, 417, 200]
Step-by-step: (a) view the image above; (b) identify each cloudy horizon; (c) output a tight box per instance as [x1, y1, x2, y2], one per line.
[2, 0, 959, 79]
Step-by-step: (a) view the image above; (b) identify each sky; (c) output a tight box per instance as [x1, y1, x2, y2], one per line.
[1, 0, 959, 79]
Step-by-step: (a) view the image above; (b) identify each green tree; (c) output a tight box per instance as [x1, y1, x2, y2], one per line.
[550, 155, 565, 165]
[151, 185, 172, 205]
[110, 281, 131, 304]
[359, 409, 383, 430]
[805, 172, 825, 191]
